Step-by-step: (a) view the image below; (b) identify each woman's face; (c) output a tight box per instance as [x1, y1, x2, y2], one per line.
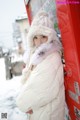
[33, 35, 48, 48]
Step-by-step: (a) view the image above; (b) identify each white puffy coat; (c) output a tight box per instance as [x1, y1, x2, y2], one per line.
[16, 48, 65, 120]
[16, 11, 65, 120]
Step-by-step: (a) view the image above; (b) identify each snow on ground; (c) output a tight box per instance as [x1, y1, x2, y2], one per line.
[0, 76, 28, 120]
[0, 58, 28, 120]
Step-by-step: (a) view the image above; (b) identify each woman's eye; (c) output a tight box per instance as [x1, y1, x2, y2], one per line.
[42, 36, 46, 38]
[33, 36, 37, 39]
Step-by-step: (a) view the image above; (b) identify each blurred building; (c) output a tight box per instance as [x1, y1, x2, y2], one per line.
[9, 14, 30, 78]
[13, 14, 30, 51]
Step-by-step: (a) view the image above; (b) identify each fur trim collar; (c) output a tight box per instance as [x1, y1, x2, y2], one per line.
[29, 40, 62, 66]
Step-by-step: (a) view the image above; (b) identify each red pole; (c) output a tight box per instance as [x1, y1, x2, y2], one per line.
[26, 4, 32, 25]
[24, 0, 32, 25]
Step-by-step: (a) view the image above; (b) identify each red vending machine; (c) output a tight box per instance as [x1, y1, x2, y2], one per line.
[24, 0, 80, 119]
[56, 0, 80, 120]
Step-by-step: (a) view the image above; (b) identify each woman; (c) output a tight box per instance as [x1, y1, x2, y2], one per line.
[16, 11, 65, 120]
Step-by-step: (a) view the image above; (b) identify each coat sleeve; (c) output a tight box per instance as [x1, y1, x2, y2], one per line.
[16, 53, 63, 112]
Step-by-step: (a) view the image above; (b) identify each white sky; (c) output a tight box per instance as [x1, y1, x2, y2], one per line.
[0, 0, 26, 48]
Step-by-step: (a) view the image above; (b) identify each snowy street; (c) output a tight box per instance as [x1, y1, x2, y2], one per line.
[0, 76, 28, 120]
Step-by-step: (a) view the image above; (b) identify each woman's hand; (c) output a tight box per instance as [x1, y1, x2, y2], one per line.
[26, 109, 33, 114]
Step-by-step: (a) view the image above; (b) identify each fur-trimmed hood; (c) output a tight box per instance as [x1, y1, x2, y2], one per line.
[27, 25, 61, 50]
[26, 11, 61, 51]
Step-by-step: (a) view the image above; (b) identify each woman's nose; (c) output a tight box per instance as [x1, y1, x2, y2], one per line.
[38, 38, 42, 43]
[38, 37, 42, 41]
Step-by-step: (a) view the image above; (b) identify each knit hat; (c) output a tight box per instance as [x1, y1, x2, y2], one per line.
[27, 11, 61, 49]
[31, 11, 54, 29]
